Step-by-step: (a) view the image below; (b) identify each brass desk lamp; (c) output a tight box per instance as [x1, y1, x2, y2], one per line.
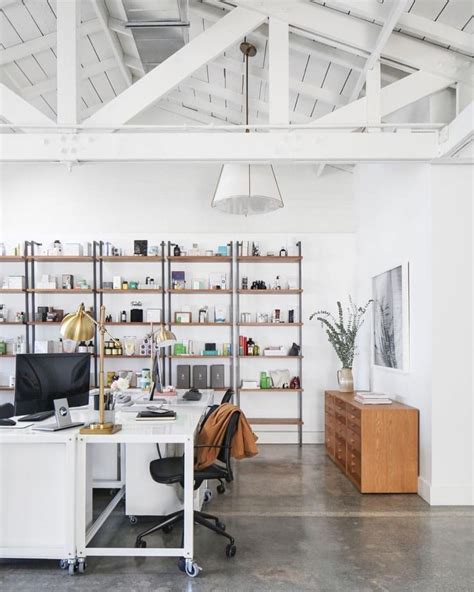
[60, 303, 121, 434]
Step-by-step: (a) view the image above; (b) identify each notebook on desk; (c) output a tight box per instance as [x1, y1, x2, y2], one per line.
[135, 409, 177, 421]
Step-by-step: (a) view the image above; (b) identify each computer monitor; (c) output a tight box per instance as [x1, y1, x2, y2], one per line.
[14, 353, 91, 415]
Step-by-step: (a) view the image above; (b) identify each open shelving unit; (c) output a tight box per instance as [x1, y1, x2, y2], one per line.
[235, 241, 304, 445]
[166, 242, 234, 391]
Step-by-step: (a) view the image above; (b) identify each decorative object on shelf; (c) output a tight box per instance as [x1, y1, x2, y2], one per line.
[121, 310, 127, 323]
[60, 302, 122, 434]
[241, 276, 248, 290]
[129, 281, 138, 290]
[0, 339, 6, 355]
[271, 308, 281, 323]
[122, 281, 129, 290]
[113, 276, 122, 290]
[171, 271, 186, 290]
[256, 313, 268, 323]
[211, 43, 284, 216]
[252, 242, 260, 256]
[134, 240, 148, 256]
[217, 245, 228, 256]
[52, 240, 63, 256]
[263, 346, 286, 357]
[373, 263, 410, 371]
[64, 243, 83, 256]
[251, 280, 267, 290]
[288, 343, 301, 357]
[290, 376, 301, 389]
[210, 364, 225, 389]
[146, 308, 162, 323]
[310, 297, 373, 392]
[123, 336, 137, 357]
[279, 247, 288, 257]
[198, 306, 208, 324]
[148, 245, 160, 256]
[62, 274, 74, 290]
[175, 311, 192, 324]
[269, 369, 291, 389]
[288, 309, 295, 323]
[177, 365, 191, 389]
[130, 301, 143, 323]
[173, 244, 181, 257]
[214, 306, 227, 323]
[272, 275, 282, 290]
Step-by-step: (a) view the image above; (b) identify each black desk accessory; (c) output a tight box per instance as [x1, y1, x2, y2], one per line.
[183, 388, 202, 401]
[0, 418, 16, 426]
[18, 410, 55, 422]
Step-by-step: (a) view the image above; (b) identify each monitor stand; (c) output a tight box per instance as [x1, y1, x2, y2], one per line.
[33, 398, 84, 432]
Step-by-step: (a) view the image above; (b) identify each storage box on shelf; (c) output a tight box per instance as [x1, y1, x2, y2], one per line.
[235, 241, 304, 445]
[325, 390, 419, 493]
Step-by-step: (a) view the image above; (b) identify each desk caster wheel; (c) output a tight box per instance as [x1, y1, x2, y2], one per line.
[225, 543, 236, 558]
[68, 560, 77, 576]
[129, 515, 138, 525]
[59, 559, 68, 570]
[163, 524, 173, 534]
[77, 559, 87, 573]
[180, 558, 201, 578]
[217, 484, 226, 494]
[203, 489, 213, 504]
[135, 538, 147, 548]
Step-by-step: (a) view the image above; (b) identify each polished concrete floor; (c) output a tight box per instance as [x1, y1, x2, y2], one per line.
[1, 445, 472, 591]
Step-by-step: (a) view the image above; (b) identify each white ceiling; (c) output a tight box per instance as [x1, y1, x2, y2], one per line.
[0, 0, 472, 126]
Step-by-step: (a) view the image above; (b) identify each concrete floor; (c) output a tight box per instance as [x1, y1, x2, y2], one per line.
[1, 445, 472, 591]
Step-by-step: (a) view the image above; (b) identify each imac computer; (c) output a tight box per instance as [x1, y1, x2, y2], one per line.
[14, 353, 91, 416]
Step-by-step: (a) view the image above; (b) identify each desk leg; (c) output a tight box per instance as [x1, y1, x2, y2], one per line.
[183, 436, 194, 561]
[76, 437, 87, 563]
[64, 436, 77, 564]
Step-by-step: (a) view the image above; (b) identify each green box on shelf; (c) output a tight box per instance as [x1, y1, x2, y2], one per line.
[174, 343, 187, 355]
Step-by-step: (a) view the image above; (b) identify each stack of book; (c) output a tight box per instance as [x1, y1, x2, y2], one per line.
[354, 391, 392, 405]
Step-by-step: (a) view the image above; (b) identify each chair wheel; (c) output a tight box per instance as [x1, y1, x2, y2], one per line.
[203, 488, 213, 504]
[128, 515, 138, 525]
[163, 524, 173, 534]
[135, 538, 147, 548]
[225, 543, 236, 558]
[217, 484, 226, 494]
[216, 521, 226, 531]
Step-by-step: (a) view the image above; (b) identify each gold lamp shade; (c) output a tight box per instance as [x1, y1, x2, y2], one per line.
[156, 325, 177, 348]
[60, 303, 95, 341]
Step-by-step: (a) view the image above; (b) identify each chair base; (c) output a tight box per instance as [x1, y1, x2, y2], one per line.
[135, 509, 235, 556]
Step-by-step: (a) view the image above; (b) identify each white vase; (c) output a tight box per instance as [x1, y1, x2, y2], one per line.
[337, 368, 354, 393]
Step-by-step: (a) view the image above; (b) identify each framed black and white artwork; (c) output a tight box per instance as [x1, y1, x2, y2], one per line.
[372, 263, 410, 371]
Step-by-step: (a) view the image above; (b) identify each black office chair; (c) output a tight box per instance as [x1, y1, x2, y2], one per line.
[220, 388, 234, 404]
[0, 403, 14, 419]
[135, 408, 240, 561]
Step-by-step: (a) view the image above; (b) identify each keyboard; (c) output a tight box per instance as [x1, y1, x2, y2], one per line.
[18, 410, 55, 422]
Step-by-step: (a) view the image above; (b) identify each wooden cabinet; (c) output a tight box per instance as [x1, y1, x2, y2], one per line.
[325, 390, 419, 493]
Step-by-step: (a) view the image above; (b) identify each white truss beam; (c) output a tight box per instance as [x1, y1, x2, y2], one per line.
[57, 0, 80, 125]
[84, 7, 266, 127]
[92, 0, 132, 87]
[226, 0, 472, 84]
[0, 131, 438, 162]
[311, 70, 454, 127]
[108, 17, 133, 38]
[0, 83, 54, 126]
[350, 0, 409, 101]
[366, 61, 381, 131]
[437, 102, 474, 158]
[159, 100, 230, 126]
[0, 19, 102, 66]
[315, 0, 474, 56]
[268, 17, 289, 125]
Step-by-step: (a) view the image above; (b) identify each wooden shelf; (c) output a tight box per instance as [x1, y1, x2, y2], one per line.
[98, 289, 162, 294]
[239, 355, 303, 359]
[105, 322, 153, 326]
[248, 418, 303, 425]
[237, 256, 302, 263]
[240, 388, 303, 393]
[0, 289, 25, 294]
[168, 289, 232, 294]
[0, 322, 26, 326]
[27, 289, 94, 294]
[0, 256, 24, 262]
[168, 256, 232, 263]
[29, 256, 94, 262]
[28, 321, 61, 325]
[170, 322, 232, 327]
[238, 289, 302, 294]
[0, 355, 16, 358]
[103, 355, 149, 359]
[100, 256, 163, 262]
[0, 386, 14, 391]
[238, 322, 303, 327]
[169, 355, 231, 359]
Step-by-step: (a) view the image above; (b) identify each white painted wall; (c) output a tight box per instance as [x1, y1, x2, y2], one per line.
[0, 162, 355, 444]
[354, 163, 473, 505]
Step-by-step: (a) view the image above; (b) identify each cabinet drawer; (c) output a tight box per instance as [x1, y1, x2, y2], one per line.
[335, 410, 346, 424]
[335, 398, 346, 412]
[346, 416, 360, 435]
[335, 418, 346, 437]
[325, 394, 335, 409]
[346, 427, 361, 452]
[346, 404, 361, 424]
[335, 434, 346, 465]
[347, 451, 361, 478]
[325, 427, 335, 455]
[325, 410, 335, 427]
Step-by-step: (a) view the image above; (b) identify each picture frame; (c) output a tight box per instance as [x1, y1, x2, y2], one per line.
[174, 311, 192, 324]
[372, 262, 410, 372]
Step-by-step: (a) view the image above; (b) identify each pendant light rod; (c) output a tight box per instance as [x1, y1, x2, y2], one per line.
[239, 41, 256, 133]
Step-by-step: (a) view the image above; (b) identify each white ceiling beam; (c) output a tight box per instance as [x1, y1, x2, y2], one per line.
[57, 0, 80, 125]
[108, 17, 133, 38]
[350, 0, 409, 101]
[366, 61, 381, 131]
[0, 83, 54, 127]
[0, 130, 438, 162]
[311, 70, 455, 127]
[313, 0, 474, 56]
[268, 17, 289, 125]
[92, 0, 132, 87]
[225, 0, 472, 84]
[0, 19, 102, 66]
[124, 55, 145, 76]
[159, 100, 230, 126]
[0, 0, 19, 8]
[169, 89, 243, 124]
[84, 7, 267, 127]
[437, 102, 474, 158]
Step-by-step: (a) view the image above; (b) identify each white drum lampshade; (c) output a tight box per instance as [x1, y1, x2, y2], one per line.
[211, 163, 284, 216]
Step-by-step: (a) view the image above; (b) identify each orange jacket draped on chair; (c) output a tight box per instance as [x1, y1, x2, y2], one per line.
[196, 403, 258, 470]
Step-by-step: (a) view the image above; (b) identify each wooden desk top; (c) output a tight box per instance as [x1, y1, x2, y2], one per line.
[325, 390, 417, 412]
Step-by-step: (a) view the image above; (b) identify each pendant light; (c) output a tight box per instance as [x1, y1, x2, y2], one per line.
[211, 41, 284, 216]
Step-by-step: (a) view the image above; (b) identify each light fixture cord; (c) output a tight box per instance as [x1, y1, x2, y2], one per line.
[245, 51, 249, 133]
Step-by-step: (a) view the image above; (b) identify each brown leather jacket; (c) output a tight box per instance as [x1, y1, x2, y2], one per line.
[196, 403, 258, 470]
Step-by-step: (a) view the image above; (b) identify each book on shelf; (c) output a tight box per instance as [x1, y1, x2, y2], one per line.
[263, 346, 287, 357]
[354, 391, 392, 405]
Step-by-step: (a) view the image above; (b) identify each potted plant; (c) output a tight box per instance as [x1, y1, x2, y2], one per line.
[310, 297, 373, 392]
